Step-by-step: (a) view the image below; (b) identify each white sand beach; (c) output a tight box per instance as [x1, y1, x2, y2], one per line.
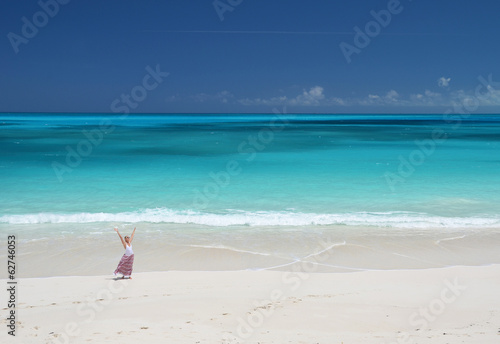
[2, 223, 500, 342]
[2, 265, 500, 343]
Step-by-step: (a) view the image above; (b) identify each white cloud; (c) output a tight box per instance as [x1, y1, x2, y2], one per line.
[385, 90, 399, 102]
[409, 89, 443, 105]
[187, 79, 500, 110]
[239, 87, 407, 108]
[238, 96, 288, 106]
[359, 90, 402, 105]
[190, 90, 234, 103]
[425, 89, 440, 97]
[438, 77, 451, 88]
[330, 97, 346, 105]
[483, 85, 500, 104]
[239, 86, 325, 106]
[449, 86, 500, 107]
[289, 86, 325, 106]
[217, 90, 232, 103]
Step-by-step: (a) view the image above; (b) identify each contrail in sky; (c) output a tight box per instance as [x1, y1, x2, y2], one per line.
[142, 30, 469, 36]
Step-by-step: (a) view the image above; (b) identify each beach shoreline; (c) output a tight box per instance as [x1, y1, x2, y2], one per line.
[4, 222, 500, 278]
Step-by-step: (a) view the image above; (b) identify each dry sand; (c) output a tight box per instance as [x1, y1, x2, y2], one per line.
[1, 265, 500, 343]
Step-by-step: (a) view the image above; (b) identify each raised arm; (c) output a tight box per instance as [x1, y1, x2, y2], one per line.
[114, 228, 126, 249]
[130, 227, 136, 243]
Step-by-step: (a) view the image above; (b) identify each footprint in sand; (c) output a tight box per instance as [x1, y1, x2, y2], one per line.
[288, 297, 302, 303]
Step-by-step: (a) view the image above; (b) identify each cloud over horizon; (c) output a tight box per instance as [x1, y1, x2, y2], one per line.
[238, 86, 325, 107]
[165, 76, 500, 113]
[235, 82, 500, 110]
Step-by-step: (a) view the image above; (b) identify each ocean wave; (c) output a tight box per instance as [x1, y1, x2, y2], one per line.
[1, 208, 500, 229]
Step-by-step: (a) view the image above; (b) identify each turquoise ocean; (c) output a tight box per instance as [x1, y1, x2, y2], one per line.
[2, 113, 500, 225]
[1, 113, 500, 275]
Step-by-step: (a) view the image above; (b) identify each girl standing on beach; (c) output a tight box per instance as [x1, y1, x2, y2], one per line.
[114, 227, 136, 279]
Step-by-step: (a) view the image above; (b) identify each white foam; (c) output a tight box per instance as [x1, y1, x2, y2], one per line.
[1, 208, 500, 229]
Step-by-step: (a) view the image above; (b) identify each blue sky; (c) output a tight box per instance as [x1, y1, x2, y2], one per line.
[1, 0, 500, 114]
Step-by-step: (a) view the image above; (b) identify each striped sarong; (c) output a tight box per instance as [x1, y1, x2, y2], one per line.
[114, 254, 134, 277]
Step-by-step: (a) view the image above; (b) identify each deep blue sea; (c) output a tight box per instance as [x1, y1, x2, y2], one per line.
[1, 113, 500, 230]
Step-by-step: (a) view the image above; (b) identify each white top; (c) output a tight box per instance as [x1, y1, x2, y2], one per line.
[124, 244, 134, 256]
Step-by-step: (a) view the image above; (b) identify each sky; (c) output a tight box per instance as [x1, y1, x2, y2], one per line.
[1, 0, 500, 114]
